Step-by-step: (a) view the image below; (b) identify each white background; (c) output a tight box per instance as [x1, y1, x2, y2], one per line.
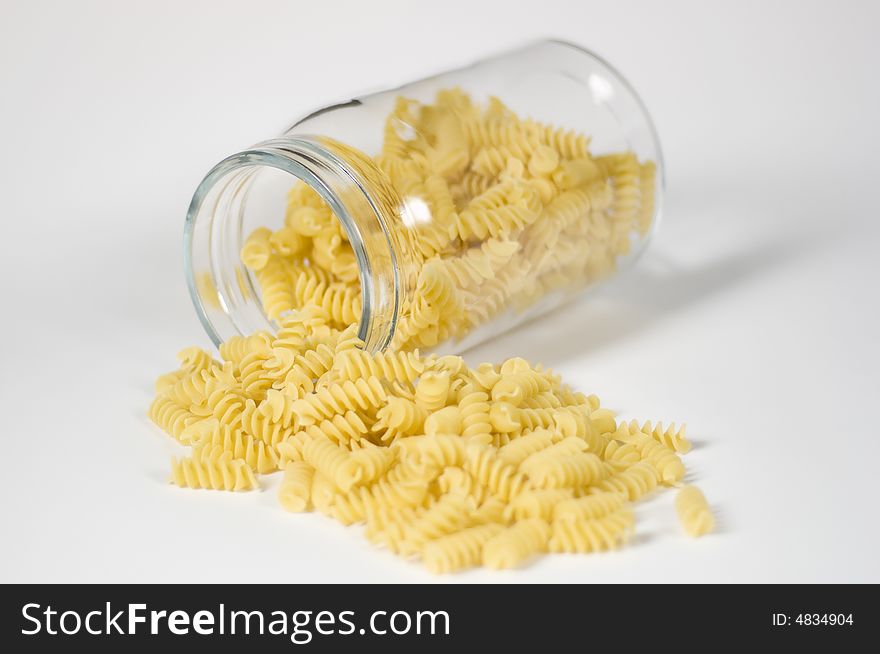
[1, 0, 878, 583]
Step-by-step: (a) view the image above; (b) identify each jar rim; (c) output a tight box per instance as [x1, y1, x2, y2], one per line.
[184, 136, 404, 352]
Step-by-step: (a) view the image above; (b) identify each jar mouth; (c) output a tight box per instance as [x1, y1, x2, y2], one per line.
[184, 136, 404, 352]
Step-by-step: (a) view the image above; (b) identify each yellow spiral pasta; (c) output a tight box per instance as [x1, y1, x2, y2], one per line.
[547, 509, 634, 553]
[401, 494, 476, 554]
[277, 436, 310, 470]
[305, 470, 338, 516]
[472, 146, 520, 178]
[292, 342, 336, 381]
[520, 451, 606, 489]
[164, 367, 214, 407]
[456, 386, 492, 440]
[240, 227, 273, 271]
[149, 397, 198, 443]
[552, 492, 626, 522]
[527, 144, 560, 177]
[629, 419, 692, 454]
[423, 406, 463, 437]
[589, 408, 618, 435]
[434, 466, 488, 505]
[603, 440, 641, 469]
[498, 429, 562, 466]
[239, 400, 294, 448]
[303, 411, 369, 448]
[552, 157, 602, 190]
[331, 477, 428, 526]
[472, 497, 510, 526]
[194, 434, 280, 474]
[292, 377, 386, 425]
[591, 461, 659, 502]
[334, 349, 425, 384]
[455, 181, 542, 241]
[372, 396, 427, 442]
[491, 369, 551, 405]
[619, 431, 686, 485]
[152, 320, 702, 571]
[145, 90, 706, 574]
[302, 434, 355, 491]
[675, 486, 714, 537]
[397, 433, 465, 469]
[467, 362, 501, 392]
[422, 523, 505, 574]
[336, 443, 397, 490]
[363, 502, 421, 548]
[417, 261, 462, 315]
[482, 518, 551, 569]
[503, 488, 574, 522]
[231, 88, 658, 351]
[415, 371, 451, 412]
[255, 257, 297, 320]
[278, 461, 315, 512]
[170, 456, 258, 492]
[465, 443, 530, 502]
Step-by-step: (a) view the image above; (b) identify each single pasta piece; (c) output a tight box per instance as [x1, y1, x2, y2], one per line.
[424, 406, 463, 436]
[336, 443, 397, 489]
[331, 477, 428, 526]
[373, 397, 428, 441]
[503, 488, 574, 522]
[628, 419, 692, 454]
[675, 486, 714, 537]
[422, 524, 505, 574]
[457, 386, 493, 440]
[194, 434, 280, 474]
[547, 509, 634, 553]
[465, 443, 531, 501]
[170, 456, 257, 492]
[401, 494, 476, 554]
[278, 461, 315, 512]
[520, 450, 606, 489]
[491, 370, 550, 405]
[434, 466, 489, 505]
[552, 492, 626, 522]
[304, 411, 369, 448]
[334, 349, 425, 384]
[591, 460, 659, 501]
[633, 436, 686, 486]
[496, 429, 562, 466]
[589, 408, 617, 435]
[415, 371, 451, 412]
[310, 471, 340, 516]
[482, 518, 551, 569]
[276, 432, 311, 466]
[302, 435, 352, 491]
[472, 497, 510, 525]
[397, 433, 466, 468]
[292, 377, 387, 425]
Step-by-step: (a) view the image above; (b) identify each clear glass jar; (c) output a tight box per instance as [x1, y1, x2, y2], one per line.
[185, 39, 664, 354]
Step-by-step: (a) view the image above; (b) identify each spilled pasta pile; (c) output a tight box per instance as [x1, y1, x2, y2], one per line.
[151, 319, 713, 573]
[150, 91, 712, 574]
[240, 89, 656, 350]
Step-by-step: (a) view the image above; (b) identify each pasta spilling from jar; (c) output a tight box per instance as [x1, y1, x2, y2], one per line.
[239, 89, 657, 350]
[150, 92, 710, 573]
[150, 310, 713, 574]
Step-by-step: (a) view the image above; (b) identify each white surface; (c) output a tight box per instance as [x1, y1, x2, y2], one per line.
[1, 0, 878, 583]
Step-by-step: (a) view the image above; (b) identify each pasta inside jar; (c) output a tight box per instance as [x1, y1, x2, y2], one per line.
[186, 40, 663, 353]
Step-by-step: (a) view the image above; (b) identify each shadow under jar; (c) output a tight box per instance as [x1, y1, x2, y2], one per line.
[185, 39, 664, 354]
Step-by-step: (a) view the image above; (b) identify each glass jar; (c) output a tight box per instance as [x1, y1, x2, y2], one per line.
[185, 39, 664, 354]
